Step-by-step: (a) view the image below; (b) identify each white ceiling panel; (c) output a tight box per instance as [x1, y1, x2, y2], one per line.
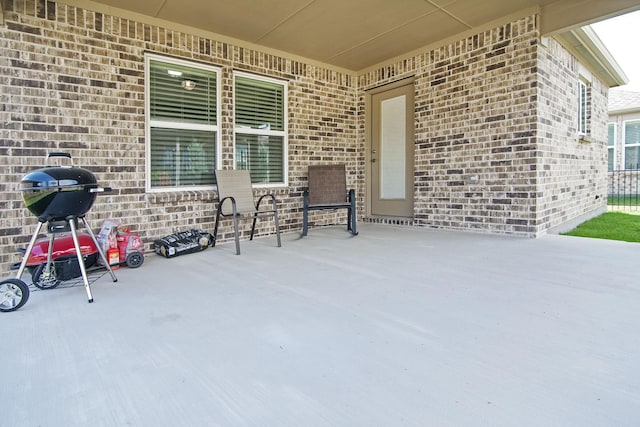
[65, 0, 640, 71]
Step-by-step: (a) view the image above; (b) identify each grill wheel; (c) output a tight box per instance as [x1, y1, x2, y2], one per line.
[32, 263, 61, 290]
[0, 279, 30, 312]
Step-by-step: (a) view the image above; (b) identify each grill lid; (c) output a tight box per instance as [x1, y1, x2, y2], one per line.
[20, 167, 98, 191]
[20, 165, 99, 221]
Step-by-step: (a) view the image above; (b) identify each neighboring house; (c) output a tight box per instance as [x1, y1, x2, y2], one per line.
[0, 0, 634, 271]
[608, 89, 640, 171]
[607, 89, 640, 199]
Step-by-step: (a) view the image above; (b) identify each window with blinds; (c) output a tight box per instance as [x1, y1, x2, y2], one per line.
[234, 73, 287, 185]
[578, 80, 588, 135]
[624, 120, 640, 170]
[146, 54, 219, 190]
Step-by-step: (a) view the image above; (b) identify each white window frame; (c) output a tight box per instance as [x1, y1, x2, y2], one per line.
[607, 122, 616, 172]
[577, 79, 589, 136]
[623, 119, 640, 170]
[233, 71, 288, 187]
[144, 53, 221, 193]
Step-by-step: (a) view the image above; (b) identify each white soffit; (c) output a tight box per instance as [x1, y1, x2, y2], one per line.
[58, 0, 640, 73]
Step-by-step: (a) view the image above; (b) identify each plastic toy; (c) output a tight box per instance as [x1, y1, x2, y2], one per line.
[12, 226, 144, 290]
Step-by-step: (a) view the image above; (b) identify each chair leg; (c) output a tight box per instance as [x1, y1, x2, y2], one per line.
[351, 209, 358, 236]
[232, 213, 240, 255]
[272, 197, 281, 247]
[349, 189, 358, 236]
[250, 214, 258, 241]
[213, 208, 222, 248]
[252, 195, 281, 248]
[225, 200, 240, 255]
[302, 191, 309, 237]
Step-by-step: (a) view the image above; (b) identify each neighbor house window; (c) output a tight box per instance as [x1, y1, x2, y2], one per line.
[577, 80, 590, 135]
[624, 120, 640, 170]
[234, 72, 287, 185]
[608, 123, 615, 172]
[145, 54, 220, 191]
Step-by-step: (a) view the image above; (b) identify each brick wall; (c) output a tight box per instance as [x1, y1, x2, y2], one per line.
[0, 1, 610, 273]
[0, 0, 359, 272]
[357, 16, 608, 236]
[359, 17, 540, 235]
[535, 37, 609, 233]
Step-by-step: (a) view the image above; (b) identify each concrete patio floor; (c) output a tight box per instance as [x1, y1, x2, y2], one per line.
[2, 223, 640, 426]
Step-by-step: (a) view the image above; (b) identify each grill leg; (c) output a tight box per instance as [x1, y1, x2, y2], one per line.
[15, 221, 45, 280]
[44, 232, 55, 277]
[80, 217, 117, 283]
[68, 218, 94, 303]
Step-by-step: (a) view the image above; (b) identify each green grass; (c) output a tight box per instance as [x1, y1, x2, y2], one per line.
[562, 211, 640, 243]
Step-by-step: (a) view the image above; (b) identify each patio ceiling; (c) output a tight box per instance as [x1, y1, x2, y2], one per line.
[65, 0, 640, 71]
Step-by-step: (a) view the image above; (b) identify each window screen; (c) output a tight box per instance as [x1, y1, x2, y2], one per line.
[578, 80, 588, 135]
[625, 120, 640, 170]
[147, 55, 219, 190]
[608, 123, 615, 172]
[234, 74, 287, 184]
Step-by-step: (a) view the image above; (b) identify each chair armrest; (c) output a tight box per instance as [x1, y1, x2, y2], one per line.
[218, 196, 237, 216]
[256, 193, 277, 211]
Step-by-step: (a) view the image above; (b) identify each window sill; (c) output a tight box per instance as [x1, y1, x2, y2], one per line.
[145, 185, 288, 204]
[578, 134, 593, 144]
[145, 190, 216, 205]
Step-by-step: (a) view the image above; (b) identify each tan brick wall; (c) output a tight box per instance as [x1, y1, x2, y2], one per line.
[535, 37, 609, 233]
[359, 17, 540, 235]
[0, 1, 610, 273]
[0, 0, 359, 272]
[357, 17, 608, 236]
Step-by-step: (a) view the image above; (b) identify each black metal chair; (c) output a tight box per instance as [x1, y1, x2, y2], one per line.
[302, 164, 358, 237]
[213, 169, 281, 255]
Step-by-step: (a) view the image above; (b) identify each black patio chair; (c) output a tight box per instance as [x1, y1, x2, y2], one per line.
[302, 164, 358, 237]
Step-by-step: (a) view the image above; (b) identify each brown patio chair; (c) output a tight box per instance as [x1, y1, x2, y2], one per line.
[213, 169, 281, 255]
[302, 164, 358, 237]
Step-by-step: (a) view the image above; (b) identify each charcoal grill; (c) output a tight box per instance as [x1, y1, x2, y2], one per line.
[8, 153, 118, 308]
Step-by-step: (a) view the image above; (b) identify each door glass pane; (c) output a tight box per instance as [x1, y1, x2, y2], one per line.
[380, 95, 406, 199]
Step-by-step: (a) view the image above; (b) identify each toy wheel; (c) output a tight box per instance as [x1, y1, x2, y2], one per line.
[0, 279, 30, 312]
[32, 263, 61, 290]
[126, 251, 144, 268]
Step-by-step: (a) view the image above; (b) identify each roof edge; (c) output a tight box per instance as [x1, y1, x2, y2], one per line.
[608, 106, 640, 115]
[554, 26, 628, 87]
